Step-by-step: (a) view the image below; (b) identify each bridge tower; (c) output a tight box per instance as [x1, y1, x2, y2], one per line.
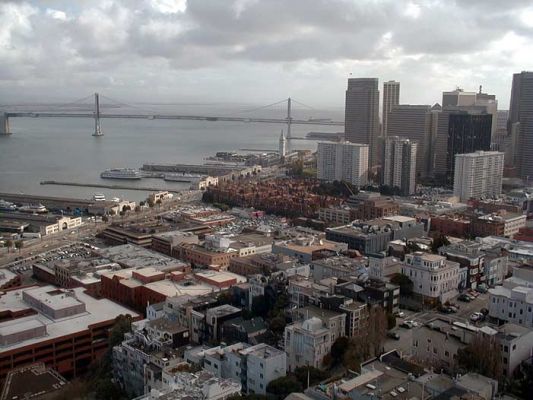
[0, 113, 10, 135]
[92, 93, 103, 136]
[286, 97, 292, 153]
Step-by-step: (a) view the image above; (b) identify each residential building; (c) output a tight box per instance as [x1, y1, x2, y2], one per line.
[284, 317, 331, 371]
[346, 192, 399, 220]
[508, 71, 533, 180]
[325, 216, 425, 254]
[202, 342, 287, 395]
[471, 212, 527, 238]
[382, 136, 417, 195]
[317, 142, 369, 187]
[292, 305, 346, 344]
[368, 253, 403, 281]
[205, 305, 241, 342]
[453, 151, 504, 202]
[318, 207, 352, 226]
[0, 285, 141, 381]
[310, 256, 367, 281]
[387, 104, 434, 177]
[382, 80, 400, 137]
[402, 252, 460, 303]
[439, 241, 484, 289]
[488, 264, 533, 328]
[344, 78, 380, 167]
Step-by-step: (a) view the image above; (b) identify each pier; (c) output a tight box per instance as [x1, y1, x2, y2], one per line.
[40, 181, 181, 193]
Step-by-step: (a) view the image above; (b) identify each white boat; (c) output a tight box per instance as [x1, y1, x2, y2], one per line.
[93, 193, 106, 201]
[19, 203, 47, 213]
[101, 168, 142, 180]
[0, 199, 17, 212]
[111, 197, 121, 202]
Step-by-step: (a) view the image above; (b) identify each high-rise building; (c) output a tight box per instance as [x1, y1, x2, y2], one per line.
[432, 110, 493, 184]
[386, 104, 433, 177]
[508, 71, 533, 181]
[317, 142, 369, 187]
[453, 151, 504, 202]
[382, 136, 417, 195]
[382, 80, 400, 136]
[344, 78, 380, 167]
[442, 88, 477, 107]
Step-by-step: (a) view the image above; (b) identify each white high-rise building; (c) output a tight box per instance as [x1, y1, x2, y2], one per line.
[382, 136, 417, 195]
[453, 151, 504, 202]
[317, 142, 369, 187]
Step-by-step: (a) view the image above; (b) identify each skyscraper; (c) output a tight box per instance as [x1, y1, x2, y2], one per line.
[453, 151, 504, 202]
[508, 71, 533, 181]
[382, 136, 417, 195]
[386, 105, 432, 177]
[432, 110, 492, 184]
[317, 142, 369, 187]
[382, 80, 400, 136]
[344, 78, 380, 167]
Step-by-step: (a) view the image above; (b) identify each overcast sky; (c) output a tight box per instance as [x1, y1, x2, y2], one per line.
[1, 0, 533, 109]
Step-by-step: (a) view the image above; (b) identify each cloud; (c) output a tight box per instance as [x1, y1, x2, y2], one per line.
[0, 0, 532, 107]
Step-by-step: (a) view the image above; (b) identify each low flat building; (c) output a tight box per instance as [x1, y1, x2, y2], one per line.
[326, 216, 424, 254]
[95, 244, 189, 272]
[229, 253, 298, 276]
[0, 363, 68, 400]
[0, 269, 21, 291]
[151, 231, 199, 256]
[310, 256, 367, 281]
[272, 237, 347, 263]
[0, 285, 141, 380]
[0, 213, 82, 236]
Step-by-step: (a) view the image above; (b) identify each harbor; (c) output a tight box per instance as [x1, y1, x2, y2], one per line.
[40, 180, 181, 193]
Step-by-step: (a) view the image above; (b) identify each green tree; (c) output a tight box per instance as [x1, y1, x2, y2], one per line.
[269, 315, 286, 334]
[294, 366, 330, 387]
[217, 291, 234, 305]
[387, 313, 396, 330]
[109, 314, 133, 348]
[330, 336, 350, 365]
[390, 273, 414, 296]
[102, 215, 109, 223]
[266, 376, 303, 399]
[251, 295, 269, 317]
[14, 240, 23, 253]
[431, 234, 450, 253]
[147, 198, 155, 208]
[457, 334, 503, 381]
[5, 239, 13, 253]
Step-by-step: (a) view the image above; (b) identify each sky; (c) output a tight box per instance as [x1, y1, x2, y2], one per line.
[1, 0, 533, 109]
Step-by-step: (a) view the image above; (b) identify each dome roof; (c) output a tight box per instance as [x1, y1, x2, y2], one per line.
[302, 317, 323, 332]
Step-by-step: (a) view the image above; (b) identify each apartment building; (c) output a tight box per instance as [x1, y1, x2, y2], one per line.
[284, 317, 332, 371]
[317, 142, 369, 187]
[402, 252, 460, 303]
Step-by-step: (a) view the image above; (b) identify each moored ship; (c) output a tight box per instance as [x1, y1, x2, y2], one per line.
[18, 203, 47, 213]
[0, 199, 17, 212]
[101, 168, 142, 180]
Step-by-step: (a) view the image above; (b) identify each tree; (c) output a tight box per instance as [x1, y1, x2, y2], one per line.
[267, 376, 303, 399]
[14, 240, 23, 253]
[330, 336, 350, 365]
[431, 234, 450, 253]
[251, 295, 270, 318]
[102, 215, 109, 223]
[109, 209, 116, 216]
[457, 334, 503, 381]
[269, 315, 286, 334]
[147, 198, 155, 208]
[5, 239, 13, 253]
[109, 314, 133, 348]
[217, 291, 234, 306]
[293, 366, 330, 387]
[390, 273, 414, 296]
[386, 313, 396, 330]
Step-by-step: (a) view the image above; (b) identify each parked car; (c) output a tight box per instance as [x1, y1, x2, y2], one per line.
[458, 294, 471, 302]
[470, 312, 484, 322]
[395, 311, 405, 318]
[387, 331, 400, 340]
[400, 321, 413, 329]
[480, 308, 489, 316]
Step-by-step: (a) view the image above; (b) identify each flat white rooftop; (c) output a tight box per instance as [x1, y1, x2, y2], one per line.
[0, 285, 140, 352]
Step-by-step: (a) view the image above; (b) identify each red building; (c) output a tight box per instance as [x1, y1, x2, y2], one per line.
[0, 286, 140, 381]
[430, 215, 471, 238]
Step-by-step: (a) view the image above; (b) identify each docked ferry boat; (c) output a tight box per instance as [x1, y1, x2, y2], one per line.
[101, 168, 142, 180]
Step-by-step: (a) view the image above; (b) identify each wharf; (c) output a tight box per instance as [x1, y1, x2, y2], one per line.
[40, 181, 180, 193]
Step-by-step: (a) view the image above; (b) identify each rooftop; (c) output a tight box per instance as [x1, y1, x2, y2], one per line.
[95, 244, 189, 271]
[0, 363, 68, 400]
[0, 285, 140, 351]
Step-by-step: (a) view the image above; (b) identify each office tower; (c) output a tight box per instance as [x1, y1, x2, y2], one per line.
[386, 104, 433, 177]
[382, 136, 417, 195]
[508, 71, 533, 180]
[382, 80, 400, 136]
[344, 78, 380, 167]
[442, 88, 477, 107]
[317, 142, 369, 187]
[493, 110, 509, 151]
[432, 110, 492, 184]
[453, 151, 504, 202]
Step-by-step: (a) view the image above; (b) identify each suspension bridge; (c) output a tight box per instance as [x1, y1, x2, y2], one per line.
[0, 94, 344, 145]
